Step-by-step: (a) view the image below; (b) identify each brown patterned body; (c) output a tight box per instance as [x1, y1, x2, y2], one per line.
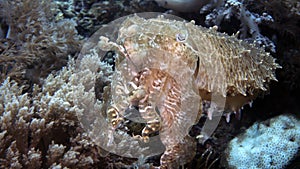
[99, 14, 280, 168]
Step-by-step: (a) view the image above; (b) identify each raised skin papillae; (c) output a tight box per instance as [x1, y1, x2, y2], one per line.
[98, 14, 280, 168]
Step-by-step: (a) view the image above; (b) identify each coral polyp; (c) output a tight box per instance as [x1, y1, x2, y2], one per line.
[97, 14, 280, 168]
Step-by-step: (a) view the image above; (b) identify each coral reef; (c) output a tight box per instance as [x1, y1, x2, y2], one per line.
[54, 0, 165, 37]
[0, 0, 81, 89]
[223, 114, 300, 169]
[0, 50, 155, 168]
[0, 0, 298, 168]
[246, 0, 300, 92]
[0, 59, 102, 168]
[203, 0, 276, 52]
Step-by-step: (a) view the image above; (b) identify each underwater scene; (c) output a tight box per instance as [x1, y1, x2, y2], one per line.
[0, 0, 299, 168]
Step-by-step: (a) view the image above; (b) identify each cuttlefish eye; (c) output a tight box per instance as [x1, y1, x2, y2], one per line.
[176, 32, 187, 42]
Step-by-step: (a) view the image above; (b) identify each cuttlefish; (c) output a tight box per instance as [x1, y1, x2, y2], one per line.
[98, 14, 280, 168]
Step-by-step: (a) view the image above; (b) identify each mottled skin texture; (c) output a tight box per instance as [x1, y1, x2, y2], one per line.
[99, 14, 280, 168]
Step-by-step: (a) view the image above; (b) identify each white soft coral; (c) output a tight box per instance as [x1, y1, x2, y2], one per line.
[203, 0, 276, 52]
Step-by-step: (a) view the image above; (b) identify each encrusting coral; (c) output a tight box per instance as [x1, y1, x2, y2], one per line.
[97, 13, 280, 168]
[224, 114, 300, 169]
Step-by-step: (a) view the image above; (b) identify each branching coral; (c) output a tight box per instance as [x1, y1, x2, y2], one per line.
[0, 56, 110, 168]
[53, 0, 165, 37]
[203, 0, 276, 52]
[0, 0, 81, 88]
